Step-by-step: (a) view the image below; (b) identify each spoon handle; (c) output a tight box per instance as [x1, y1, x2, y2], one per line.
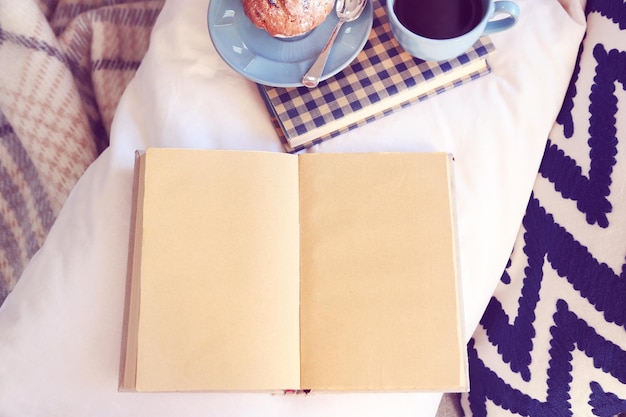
[302, 21, 345, 88]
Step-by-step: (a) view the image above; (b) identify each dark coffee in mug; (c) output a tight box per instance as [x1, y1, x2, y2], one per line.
[392, 0, 485, 40]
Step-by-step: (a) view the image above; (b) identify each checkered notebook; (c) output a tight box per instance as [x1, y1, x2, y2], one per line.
[259, 0, 495, 153]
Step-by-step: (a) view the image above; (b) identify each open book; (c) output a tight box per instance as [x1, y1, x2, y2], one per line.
[120, 148, 467, 392]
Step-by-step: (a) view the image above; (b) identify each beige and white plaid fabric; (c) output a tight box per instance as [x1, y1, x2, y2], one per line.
[0, 0, 164, 304]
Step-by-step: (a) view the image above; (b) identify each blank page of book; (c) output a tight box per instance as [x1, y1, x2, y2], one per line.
[134, 149, 301, 391]
[297, 152, 466, 391]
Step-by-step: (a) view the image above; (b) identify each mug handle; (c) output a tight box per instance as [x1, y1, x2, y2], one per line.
[483, 1, 520, 35]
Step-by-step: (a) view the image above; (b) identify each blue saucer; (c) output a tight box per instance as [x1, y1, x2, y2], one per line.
[207, 0, 373, 87]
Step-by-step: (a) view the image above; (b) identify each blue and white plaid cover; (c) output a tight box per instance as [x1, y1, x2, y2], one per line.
[259, 0, 495, 153]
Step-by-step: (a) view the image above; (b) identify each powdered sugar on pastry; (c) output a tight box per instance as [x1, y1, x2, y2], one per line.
[243, 0, 335, 37]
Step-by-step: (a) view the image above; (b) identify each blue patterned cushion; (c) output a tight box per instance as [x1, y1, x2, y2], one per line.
[460, 1, 626, 415]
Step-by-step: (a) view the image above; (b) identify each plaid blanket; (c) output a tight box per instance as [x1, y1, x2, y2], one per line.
[0, 0, 164, 304]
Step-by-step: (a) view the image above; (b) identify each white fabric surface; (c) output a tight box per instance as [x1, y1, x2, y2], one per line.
[0, 0, 586, 415]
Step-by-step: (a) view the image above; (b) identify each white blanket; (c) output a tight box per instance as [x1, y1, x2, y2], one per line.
[0, 0, 586, 415]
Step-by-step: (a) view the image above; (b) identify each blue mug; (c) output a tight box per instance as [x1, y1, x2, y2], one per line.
[387, 0, 520, 61]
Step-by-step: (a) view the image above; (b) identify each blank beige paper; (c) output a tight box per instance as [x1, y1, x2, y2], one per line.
[120, 149, 466, 392]
[121, 149, 301, 391]
[298, 153, 464, 390]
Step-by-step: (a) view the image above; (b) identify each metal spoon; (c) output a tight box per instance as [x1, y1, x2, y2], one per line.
[302, 0, 368, 88]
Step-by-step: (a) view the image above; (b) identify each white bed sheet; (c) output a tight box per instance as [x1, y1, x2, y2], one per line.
[0, 0, 586, 415]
